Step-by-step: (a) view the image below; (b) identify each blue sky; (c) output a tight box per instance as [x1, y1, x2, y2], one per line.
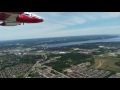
[0, 12, 120, 41]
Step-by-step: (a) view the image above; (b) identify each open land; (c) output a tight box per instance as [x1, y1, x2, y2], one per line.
[0, 35, 120, 78]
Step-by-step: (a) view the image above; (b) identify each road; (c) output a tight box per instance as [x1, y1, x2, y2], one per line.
[96, 60, 103, 68]
[24, 60, 42, 78]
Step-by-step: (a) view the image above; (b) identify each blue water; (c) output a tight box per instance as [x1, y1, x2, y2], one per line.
[48, 36, 120, 48]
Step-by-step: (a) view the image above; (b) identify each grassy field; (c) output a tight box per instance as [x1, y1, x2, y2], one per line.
[90, 56, 120, 72]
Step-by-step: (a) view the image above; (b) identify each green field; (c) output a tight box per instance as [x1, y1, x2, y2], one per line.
[90, 56, 120, 72]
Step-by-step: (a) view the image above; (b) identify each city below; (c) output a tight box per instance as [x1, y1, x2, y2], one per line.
[0, 35, 120, 78]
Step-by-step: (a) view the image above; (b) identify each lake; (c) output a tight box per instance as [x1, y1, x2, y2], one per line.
[48, 36, 120, 48]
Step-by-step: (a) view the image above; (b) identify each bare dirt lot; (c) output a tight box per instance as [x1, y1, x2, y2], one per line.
[90, 56, 120, 72]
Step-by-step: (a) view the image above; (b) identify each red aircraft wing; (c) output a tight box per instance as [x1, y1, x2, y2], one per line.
[0, 12, 24, 26]
[0, 12, 24, 21]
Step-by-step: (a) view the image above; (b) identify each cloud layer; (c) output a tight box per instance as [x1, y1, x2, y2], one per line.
[0, 12, 120, 40]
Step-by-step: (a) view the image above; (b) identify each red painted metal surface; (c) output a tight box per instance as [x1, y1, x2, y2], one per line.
[0, 12, 44, 26]
[16, 14, 43, 23]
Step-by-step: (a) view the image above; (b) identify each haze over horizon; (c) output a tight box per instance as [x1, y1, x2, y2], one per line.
[1, 12, 120, 41]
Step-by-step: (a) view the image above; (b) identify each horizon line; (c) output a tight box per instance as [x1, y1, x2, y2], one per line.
[0, 34, 119, 42]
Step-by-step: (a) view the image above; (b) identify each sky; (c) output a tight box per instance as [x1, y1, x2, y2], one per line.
[1, 12, 120, 41]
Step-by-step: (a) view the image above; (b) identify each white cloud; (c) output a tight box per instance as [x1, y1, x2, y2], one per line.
[37, 12, 120, 30]
[99, 12, 120, 19]
[82, 12, 120, 21]
[27, 12, 120, 38]
[42, 25, 120, 38]
[1, 12, 120, 40]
